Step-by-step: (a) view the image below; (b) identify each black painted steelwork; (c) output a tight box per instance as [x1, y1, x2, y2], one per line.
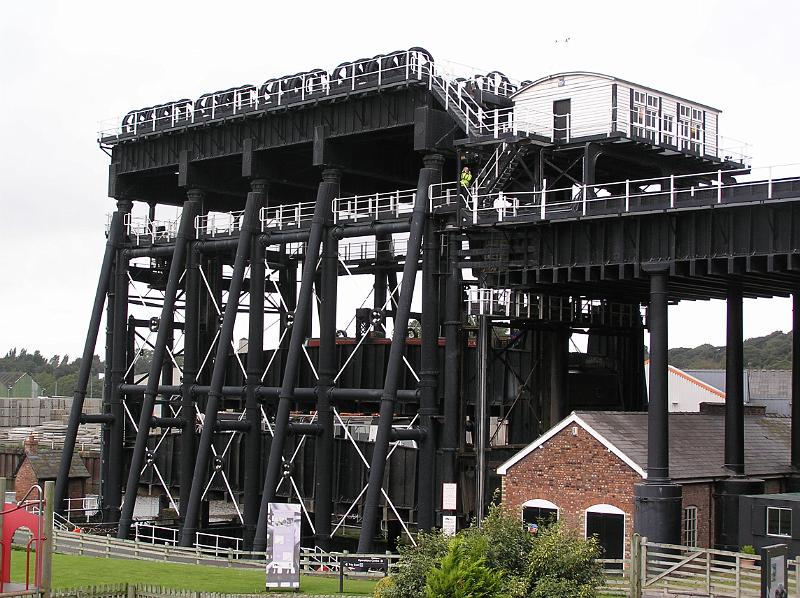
[55, 201, 130, 513]
[725, 286, 745, 475]
[794, 292, 800, 470]
[118, 198, 198, 538]
[60, 47, 800, 554]
[358, 156, 441, 552]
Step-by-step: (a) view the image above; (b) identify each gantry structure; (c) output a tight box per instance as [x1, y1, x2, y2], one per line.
[56, 48, 800, 552]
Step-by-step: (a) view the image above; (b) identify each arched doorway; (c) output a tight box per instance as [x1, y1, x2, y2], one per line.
[585, 503, 625, 564]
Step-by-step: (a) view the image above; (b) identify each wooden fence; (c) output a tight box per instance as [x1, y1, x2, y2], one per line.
[597, 534, 800, 597]
[0, 584, 366, 598]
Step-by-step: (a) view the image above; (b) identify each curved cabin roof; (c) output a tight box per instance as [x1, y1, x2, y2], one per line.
[512, 71, 721, 113]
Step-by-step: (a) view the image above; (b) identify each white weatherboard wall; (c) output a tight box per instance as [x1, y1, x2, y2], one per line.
[644, 363, 725, 412]
[512, 72, 720, 157]
[513, 73, 614, 140]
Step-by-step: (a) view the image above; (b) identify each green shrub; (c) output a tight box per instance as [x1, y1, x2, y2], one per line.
[525, 523, 604, 596]
[741, 544, 756, 555]
[380, 530, 448, 598]
[529, 576, 598, 598]
[373, 575, 395, 598]
[425, 539, 505, 598]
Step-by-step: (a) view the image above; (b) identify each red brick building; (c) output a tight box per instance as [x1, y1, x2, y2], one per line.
[14, 434, 90, 502]
[497, 406, 792, 559]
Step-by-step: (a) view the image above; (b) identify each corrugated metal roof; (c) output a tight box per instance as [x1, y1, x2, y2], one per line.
[575, 411, 792, 481]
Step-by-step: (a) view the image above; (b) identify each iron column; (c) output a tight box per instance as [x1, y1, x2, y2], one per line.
[724, 286, 745, 475]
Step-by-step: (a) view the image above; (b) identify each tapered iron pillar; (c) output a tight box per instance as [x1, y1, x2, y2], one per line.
[549, 326, 570, 424]
[315, 170, 340, 550]
[55, 199, 130, 514]
[105, 242, 129, 523]
[358, 154, 443, 553]
[793, 292, 800, 470]
[442, 232, 461, 487]
[244, 180, 268, 550]
[634, 266, 681, 544]
[475, 315, 489, 525]
[180, 188, 261, 546]
[418, 177, 442, 532]
[180, 245, 200, 520]
[254, 169, 338, 552]
[119, 197, 199, 539]
[724, 286, 745, 475]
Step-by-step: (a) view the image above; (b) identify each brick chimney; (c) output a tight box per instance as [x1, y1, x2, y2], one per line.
[23, 432, 38, 455]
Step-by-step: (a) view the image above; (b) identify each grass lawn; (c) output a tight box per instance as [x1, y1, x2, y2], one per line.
[9, 551, 377, 595]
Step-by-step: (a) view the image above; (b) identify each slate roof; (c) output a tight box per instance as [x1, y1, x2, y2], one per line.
[576, 411, 792, 481]
[684, 369, 726, 393]
[17, 450, 90, 480]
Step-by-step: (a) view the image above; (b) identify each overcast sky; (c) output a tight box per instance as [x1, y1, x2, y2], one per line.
[1, 0, 799, 359]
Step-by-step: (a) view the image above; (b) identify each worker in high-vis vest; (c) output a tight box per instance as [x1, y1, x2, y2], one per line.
[460, 166, 473, 188]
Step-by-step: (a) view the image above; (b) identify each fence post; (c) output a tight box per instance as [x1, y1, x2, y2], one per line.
[640, 537, 648, 590]
[126, 583, 136, 598]
[717, 169, 723, 204]
[629, 533, 642, 598]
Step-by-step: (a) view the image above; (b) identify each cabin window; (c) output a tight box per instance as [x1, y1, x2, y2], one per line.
[631, 91, 658, 143]
[767, 507, 792, 537]
[678, 105, 703, 153]
[682, 506, 698, 547]
[662, 114, 674, 146]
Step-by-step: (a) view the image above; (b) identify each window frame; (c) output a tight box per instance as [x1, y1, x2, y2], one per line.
[766, 506, 792, 538]
[682, 506, 698, 547]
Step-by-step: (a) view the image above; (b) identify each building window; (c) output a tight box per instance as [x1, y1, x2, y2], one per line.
[631, 90, 659, 143]
[767, 507, 792, 537]
[662, 114, 674, 146]
[522, 499, 559, 532]
[682, 506, 698, 547]
[678, 105, 703, 154]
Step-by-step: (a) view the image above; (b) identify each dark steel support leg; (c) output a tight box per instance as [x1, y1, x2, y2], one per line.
[254, 170, 339, 552]
[180, 246, 200, 522]
[244, 181, 269, 550]
[794, 292, 800, 470]
[549, 326, 569, 425]
[417, 215, 440, 531]
[105, 245, 129, 523]
[442, 232, 461, 487]
[475, 315, 489, 526]
[315, 171, 341, 549]
[118, 196, 199, 539]
[180, 188, 261, 546]
[634, 267, 681, 544]
[374, 232, 390, 334]
[725, 286, 745, 475]
[358, 154, 443, 553]
[56, 199, 130, 514]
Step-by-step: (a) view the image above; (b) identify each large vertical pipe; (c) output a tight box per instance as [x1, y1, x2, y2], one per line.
[549, 326, 570, 425]
[442, 232, 461, 487]
[315, 170, 340, 549]
[100, 259, 114, 518]
[374, 232, 390, 333]
[118, 197, 199, 538]
[793, 292, 800, 469]
[724, 286, 745, 475]
[418, 179, 441, 532]
[180, 245, 200, 520]
[634, 267, 681, 545]
[244, 181, 268, 550]
[254, 170, 338, 552]
[105, 244, 129, 522]
[358, 154, 443, 553]
[55, 200, 130, 513]
[647, 270, 669, 481]
[180, 189, 261, 546]
[475, 315, 489, 526]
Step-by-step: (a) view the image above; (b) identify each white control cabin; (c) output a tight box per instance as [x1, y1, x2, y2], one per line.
[513, 72, 721, 159]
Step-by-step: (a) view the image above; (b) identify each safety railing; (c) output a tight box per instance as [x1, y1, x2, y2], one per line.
[98, 49, 433, 141]
[260, 202, 317, 230]
[333, 189, 416, 222]
[338, 237, 409, 262]
[194, 211, 244, 237]
[195, 532, 242, 557]
[118, 214, 179, 245]
[64, 495, 100, 522]
[133, 522, 178, 546]
[431, 163, 800, 225]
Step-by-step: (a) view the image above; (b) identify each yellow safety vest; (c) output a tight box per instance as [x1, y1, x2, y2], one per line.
[460, 171, 473, 188]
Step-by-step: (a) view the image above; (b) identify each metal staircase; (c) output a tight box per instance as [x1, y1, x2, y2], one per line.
[475, 142, 531, 193]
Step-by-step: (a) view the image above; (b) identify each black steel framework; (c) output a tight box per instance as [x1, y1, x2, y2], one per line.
[57, 47, 800, 552]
